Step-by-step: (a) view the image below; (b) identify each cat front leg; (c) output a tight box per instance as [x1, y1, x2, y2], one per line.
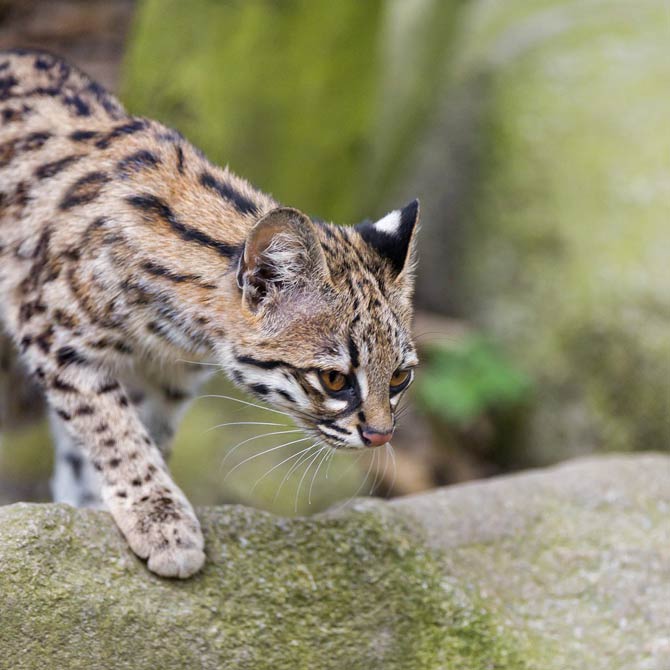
[49, 406, 104, 508]
[20, 328, 205, 578]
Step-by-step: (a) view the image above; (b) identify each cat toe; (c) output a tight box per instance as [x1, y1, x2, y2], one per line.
[147, 545, 206, 579]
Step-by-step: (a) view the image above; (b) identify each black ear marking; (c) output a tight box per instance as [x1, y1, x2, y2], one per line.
[355, 199, 420, 276]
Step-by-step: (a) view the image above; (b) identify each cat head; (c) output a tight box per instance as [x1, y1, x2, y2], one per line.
[223, 200, 420, 450]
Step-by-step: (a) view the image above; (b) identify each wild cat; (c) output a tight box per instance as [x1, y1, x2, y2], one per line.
[0, 49, 419, 578]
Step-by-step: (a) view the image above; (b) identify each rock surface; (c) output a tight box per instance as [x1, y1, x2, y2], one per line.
[440, 0, 670, 464]
[2, 454, 669, 669]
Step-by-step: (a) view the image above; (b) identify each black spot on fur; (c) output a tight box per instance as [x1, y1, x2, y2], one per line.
[251, 383, 269, 396]
[52, 376, 77, 393]
[74, 404, 95, 417]
[18, 299, 46, 323]
[56, 346, 87, 367]
[35, 154, 81, 180]
[85, 80, 124, 119]
[56, 408, 71, 421]
[176, 145, 185, 173]
[19, 335, 32, 352]
[59, 171, 108, 209]
[70, 129, 99, 142]
[95, 118, 147, 149]
[0, 75, 18, 101]
[22, 131, 51, 151]
[276, 389, 294, 403]
[117, 149, 160, 175]
[64, 453, 83, 479]
[348, 335, 360, 369]
[63, 95, 91, 117]
[34, 55, 55, 71]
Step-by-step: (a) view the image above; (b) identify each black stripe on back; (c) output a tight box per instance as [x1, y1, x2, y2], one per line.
[117, 150, 160, 175]
[141, 260, 216, 288]
[35, 154, 81, 180]
[59, 171, 108, 210]
[199, 171, 259, 216]
[95, 118, 148, 149]
[126, 193, 241, 258]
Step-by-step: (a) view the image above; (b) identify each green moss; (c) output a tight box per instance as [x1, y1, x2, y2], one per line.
[0, 502, 524, 669]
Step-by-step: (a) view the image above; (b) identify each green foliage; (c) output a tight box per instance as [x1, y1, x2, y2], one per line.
[122, 0, 461, 222]
[416, 337, 531, 424]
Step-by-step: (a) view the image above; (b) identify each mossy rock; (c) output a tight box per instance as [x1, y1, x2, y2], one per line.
[2, 454, 669, 668]
[409, 0, 670, 464]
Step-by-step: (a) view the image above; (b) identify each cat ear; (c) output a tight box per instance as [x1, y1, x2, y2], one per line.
[237, 207, 328, 311]
[355, 199, 420, 278]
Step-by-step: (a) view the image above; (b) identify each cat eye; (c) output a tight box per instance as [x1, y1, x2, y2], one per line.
[319, 370, 349, 394]
[389, 368, 412, 393]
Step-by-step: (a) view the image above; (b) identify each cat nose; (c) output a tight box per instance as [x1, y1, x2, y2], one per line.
[361, 428, 394, 447]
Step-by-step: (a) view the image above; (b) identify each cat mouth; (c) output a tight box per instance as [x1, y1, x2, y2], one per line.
[314, 429, 365, 451]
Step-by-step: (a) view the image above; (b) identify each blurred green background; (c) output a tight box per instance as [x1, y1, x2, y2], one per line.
[1, 0, 669, 514]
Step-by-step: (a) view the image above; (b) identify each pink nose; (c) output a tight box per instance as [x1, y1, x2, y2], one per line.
[361, 429, 394, 447]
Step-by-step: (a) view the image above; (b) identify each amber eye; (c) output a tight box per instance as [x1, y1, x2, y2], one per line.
[390, 368, 411, 392]
[319, 370, 348, 394]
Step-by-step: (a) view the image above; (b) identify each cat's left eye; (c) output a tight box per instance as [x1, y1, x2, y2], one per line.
[389, 368, 412, 393]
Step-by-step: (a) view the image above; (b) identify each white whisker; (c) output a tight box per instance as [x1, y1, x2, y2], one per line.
[199, 393, 292, 418]
[251, 441, 322, 494]
[221, 428, 303, 469]
[337, 450, 366, 483]
[273, 446, 320, 504]
[224, 435, 311, 481]
[308, 445, 331, 505]
[324, 446, 336, 480]
[207, 420, 288, 432]
[176, 358, 220, 368]
[379, 445, 390, 496]
[369, 449, 381, 496]
[386, 443, 397, 495]
[295, 448, 325, 513]
[336, 453, 375, 510]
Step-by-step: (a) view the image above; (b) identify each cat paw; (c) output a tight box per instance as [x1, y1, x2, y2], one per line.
[146, 542, 206, 579]
[108, 489, 206, 578]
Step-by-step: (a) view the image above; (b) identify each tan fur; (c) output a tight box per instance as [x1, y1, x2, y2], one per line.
[0, 49, 419, 578]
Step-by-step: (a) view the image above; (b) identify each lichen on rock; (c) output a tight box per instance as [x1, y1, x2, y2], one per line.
[3, 454, 670, 669]
[0, 500, 521, 669]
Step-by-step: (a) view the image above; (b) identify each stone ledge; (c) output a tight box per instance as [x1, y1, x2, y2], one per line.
[1, 454, 669, 669]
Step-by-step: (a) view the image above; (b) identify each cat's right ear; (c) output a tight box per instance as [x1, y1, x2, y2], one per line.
[237, 207, 328, 311]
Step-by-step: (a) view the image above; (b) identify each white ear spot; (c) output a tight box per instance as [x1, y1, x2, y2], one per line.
[373, 210, 401, 236]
